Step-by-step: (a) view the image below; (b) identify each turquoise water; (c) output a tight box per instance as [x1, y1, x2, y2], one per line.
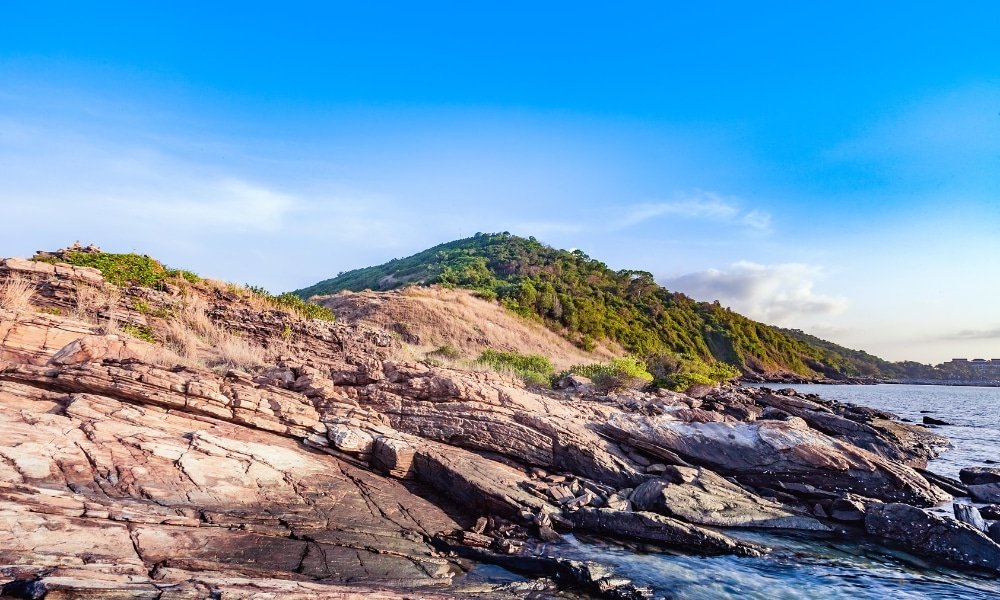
[467, 384, 1000, 598]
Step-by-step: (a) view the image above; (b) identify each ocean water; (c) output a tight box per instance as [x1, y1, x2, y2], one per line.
[786, 383, 1000, 481]
[467, 384, 1000, 598]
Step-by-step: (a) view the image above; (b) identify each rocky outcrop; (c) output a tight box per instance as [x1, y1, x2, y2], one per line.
[569, 508, 768, 557]
[605, 413, 949, 506]
[865, 503, 1000, 573]
[751, 389, 949, 467]
[628, 465, 828, 530]
[0, 254, 983, 596]
[0, 376, 464, 594]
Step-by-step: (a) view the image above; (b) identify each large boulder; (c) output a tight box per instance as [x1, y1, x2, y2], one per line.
[754, 390, 948, 466]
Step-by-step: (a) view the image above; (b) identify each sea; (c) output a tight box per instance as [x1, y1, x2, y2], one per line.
[465, 384, 1000, 599]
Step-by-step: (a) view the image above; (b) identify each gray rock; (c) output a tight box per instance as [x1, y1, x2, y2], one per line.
[954, 503, 988, 532]
[555, 374, 593, 391]
[960, 467, 1000, 486]
[629, 467, 828, 530]
[605, 414, 950, 507]
[969, 483, 1000, 503]
[570, 508, 768, 557]
[830, 496, 867, 522]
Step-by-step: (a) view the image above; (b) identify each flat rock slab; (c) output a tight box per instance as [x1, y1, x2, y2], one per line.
[960, 467, 1000, 486]
[629, 466, 828, 530]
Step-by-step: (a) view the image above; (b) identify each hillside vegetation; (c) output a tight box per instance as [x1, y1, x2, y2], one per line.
[317, 286, 619, 369]
[298, 233, 904, 385]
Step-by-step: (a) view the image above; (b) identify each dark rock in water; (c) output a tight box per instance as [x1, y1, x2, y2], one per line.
[968, 483, 1000, 503]
[569, 507, 769, 557]
[980, 504, 1000, 520]
[960, 467, 1000, 486]
[922, 416, 951, 426]
[830, 496, 867, 522]
[954, 503, 988, 532]
[915, 468, 968, 497]
[990, 522, 1000, 546]
[864, 503, 1000, 573]
[553, 560, 653, 600]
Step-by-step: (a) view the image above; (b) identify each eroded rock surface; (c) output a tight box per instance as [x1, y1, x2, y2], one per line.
[0, 254, 978, 596]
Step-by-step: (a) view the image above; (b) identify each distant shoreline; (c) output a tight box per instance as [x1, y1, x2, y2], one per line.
[743, 377, 1000, 389]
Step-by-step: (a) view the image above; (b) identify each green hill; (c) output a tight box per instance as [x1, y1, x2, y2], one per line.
[296, 232, 901, 384]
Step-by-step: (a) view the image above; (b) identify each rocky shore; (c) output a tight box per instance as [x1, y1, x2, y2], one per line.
[2, 255, 1000, 598]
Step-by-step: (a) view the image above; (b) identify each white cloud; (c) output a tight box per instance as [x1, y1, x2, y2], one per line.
[110, 178, 298, 232]
[663, 261, 848, 326]
[612, 191, 771, 232]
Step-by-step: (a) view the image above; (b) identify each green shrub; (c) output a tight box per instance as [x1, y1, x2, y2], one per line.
[35, 251, 201, 288]
[273, 292, 336, 321]
[429, 344, 462, 360]
[122, 323, 156, 343]
[656, 356, 741, 391]
[563, 356, 654, 391]
[245, 286, 336, 322]
[476, 349, 555, 386]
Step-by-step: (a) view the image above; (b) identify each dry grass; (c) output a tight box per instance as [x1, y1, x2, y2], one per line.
[163, 319, 200, 361]
[74, 285, 104, 319]
[165, 293, 268, 371]
[0, 274, 36, 314]
[208, 332, 267, 371]
[179, 295, 216, 338]
[320, 287, 620, 370]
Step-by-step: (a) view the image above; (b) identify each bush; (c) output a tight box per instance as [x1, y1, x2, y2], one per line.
[245, 287, 336, 321]
[476, 349, 555, 386]
[122, 323, 156, 343]
[36, 251, 201, 287]
[564, 356, 654, 391]
[656, 356, 741, 391]
[429, 344, 462, 360]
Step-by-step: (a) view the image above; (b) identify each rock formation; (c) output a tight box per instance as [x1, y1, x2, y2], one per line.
[1, 252, 997, 597]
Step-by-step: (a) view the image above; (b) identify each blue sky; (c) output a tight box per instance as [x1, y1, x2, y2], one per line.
[1, 2, 998, 363]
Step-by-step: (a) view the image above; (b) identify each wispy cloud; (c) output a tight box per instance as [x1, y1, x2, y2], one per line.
[663, 261, 847, 326]
[612, 191, 771, 232]
[939, 328, 1000, 341]
[108, 178, 298, 232]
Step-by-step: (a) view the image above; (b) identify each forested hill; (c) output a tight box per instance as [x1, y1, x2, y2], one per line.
[296, 232, 899, 381]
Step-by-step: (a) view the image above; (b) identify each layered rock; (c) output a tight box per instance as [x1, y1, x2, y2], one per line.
[629, 465, 828, 530]
[605, 413, 949, 506]
[0, 253, 984, 597]
[865, 503, 1000, 573]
